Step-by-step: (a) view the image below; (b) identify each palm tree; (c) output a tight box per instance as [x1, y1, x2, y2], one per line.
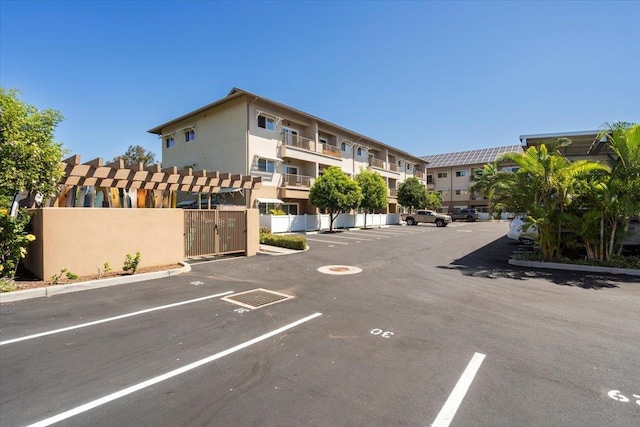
[598, 122, 640, 256]
[497, 139, 609, 259]
[470, 162, 500, 219]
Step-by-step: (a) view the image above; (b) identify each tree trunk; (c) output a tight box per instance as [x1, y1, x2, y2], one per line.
[329, 212, 339, 232]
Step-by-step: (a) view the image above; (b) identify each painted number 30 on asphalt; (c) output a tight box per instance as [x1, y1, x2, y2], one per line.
[370, 328, 394, 338]
[608, 390, 640, 406]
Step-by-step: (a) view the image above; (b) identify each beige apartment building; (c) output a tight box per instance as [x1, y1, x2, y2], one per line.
[148, 88, 428, 215]
[423, 130, 615, 213]
[422, 145, 524, 213]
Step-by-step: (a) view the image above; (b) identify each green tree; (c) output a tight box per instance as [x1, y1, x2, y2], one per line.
[497, 139, 609, 259]
[597, 122, 640, 257]
[0, 88, 66, 205]
[0, 89, 65, 278]
[397, 177, 427, 213]
[111, 144, 158, 166]
[309, 166, 362, 232]
[424, 191, 442, 210]
[355, 170, 388, 228]
[471, 162, 502, 218]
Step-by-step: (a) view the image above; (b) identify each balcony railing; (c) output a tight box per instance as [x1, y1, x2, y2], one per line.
[282, 133, 315, 151]
[369, 157, 385, 169]
[321, 143, 342, 158]
[389, 188, 398, 197]
[281, 133, 342, 159]
[414, 171, 425, 179]
[388, 163, 399, 172]
[281, 173, 313, 188]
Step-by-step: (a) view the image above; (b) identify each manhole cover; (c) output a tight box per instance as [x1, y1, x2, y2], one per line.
[221, 288, 294, 310]
[317, 265, 362, 275]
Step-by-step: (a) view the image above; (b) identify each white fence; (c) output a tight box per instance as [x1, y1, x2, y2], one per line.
[260, 213, 401, 233]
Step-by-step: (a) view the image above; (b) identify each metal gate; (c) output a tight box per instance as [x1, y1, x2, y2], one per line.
[184, 210, 246, 257]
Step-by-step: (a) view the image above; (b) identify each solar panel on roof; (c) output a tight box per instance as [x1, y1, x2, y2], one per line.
[423, 145, 523, 168]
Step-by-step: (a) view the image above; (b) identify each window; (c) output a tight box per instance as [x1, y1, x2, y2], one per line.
[257, 158, 275, 173]
[259, 202, 281, 215]
[501, 166, 520, 173]
[284, 166, 298, 175]
[455, 170, 467, 177]
[437, 172, 448, 179]
[258, 115, 276, 131]
[165, 136, 175, 148]
[282, 127, 299, 145]
[406, 163, 412, 171]
[282, 204, 298, 215]
[357, 147, 365, 157]
[319, 136, 328, 145]
[184, 129, 195, 142]
[341, 142, 351, 153]
[426, 174, 433, 184]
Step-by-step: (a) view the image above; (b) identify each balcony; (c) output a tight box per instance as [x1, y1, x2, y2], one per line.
[369, 157, 385, 169]
[388, 187, 398, 198]
[279, 173, 313, 200]
[388, 163, 399, 172]
[283, 134, 315, 151]
[278, 134, 342, 166]
[320, 143, 342, 159]
[281, 173, 313, 189]
[414, 171, 425, 179]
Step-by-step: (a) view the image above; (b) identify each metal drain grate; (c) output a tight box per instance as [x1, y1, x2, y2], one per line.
[221, 288, 294, 309]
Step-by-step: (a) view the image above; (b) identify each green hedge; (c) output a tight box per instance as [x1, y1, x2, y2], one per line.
[260, 232, 307, 250]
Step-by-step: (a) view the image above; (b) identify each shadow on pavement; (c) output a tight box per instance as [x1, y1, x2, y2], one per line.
[437, 236, 637, 290]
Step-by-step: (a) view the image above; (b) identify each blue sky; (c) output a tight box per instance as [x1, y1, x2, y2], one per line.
[1, 1, 638, 163]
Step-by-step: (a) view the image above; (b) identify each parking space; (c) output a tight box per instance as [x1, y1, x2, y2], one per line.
[305, 223, 480, 247]
[1, 221, 638, 426]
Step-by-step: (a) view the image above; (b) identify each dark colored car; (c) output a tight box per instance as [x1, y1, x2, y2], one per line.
[450, 208, 480, 222]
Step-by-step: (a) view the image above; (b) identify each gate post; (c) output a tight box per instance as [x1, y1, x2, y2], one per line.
[245, 209, 259, 256]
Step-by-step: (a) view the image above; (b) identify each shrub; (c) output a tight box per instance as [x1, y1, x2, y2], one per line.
[51, 268, 78, 285]
[269, 209, 286, 215]
[259, 233, 306, 250]
[123, 252, 141, 274]
[0, 278, 16, 293]
[0, 208, 36, 278]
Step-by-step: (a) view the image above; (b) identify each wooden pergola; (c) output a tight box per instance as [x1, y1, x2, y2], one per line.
[59, 155, 262, 193]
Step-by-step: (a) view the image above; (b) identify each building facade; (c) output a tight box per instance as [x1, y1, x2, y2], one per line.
[148, 88, 428, 215]
[423, 130, 615, 213]
[422, 145, 524, 213]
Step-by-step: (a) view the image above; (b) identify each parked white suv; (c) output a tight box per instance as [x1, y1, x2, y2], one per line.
[507, 215, 537, 245]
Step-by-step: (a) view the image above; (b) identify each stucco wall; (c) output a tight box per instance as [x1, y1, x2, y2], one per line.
[161, 96, 248, 174]
[24, 208, 184, 279]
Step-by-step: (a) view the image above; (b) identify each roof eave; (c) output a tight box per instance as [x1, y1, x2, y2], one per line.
[147, 90, 248, 135]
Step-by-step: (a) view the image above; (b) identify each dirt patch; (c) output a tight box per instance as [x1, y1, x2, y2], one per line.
[7, 264, 184, 291]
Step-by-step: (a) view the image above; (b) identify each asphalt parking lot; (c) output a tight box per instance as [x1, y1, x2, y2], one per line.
[1, 221, 639, 426]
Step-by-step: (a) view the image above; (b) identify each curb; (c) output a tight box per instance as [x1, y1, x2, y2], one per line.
[258, 244, 308, 256]
[508, 259, 640, 276]
[0, 262, 192, 303]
